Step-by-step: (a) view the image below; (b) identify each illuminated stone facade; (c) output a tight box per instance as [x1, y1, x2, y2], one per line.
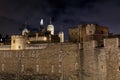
[0, 37, 120, 80]
[11, 35, 26, 50]
[0, 43, 78, 80]
[69, 24, 109, 46]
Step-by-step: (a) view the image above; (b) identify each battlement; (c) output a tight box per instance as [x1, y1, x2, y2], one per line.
[104, 38, 119, 48]
[0, 37, 120, 80]
[79, 37, 120, 49]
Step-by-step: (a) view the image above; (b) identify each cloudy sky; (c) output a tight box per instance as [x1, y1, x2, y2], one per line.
[0, 0, 120, 39]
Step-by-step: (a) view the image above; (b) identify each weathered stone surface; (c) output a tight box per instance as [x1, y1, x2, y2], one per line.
[0, 38, 120, 80]
[0, 43, 78, 79]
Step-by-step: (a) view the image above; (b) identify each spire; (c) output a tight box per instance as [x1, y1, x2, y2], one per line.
[50, 17, 52, 25]
[60, 26, 63, 32]
[24, 21, 27, 28]
[22, 21, 29, 36]
[40, 19, 43, 25]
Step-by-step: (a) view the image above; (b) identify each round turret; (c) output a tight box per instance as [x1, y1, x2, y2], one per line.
[47, 24, 54, 35]
[11, 35, 25, 50]
[59, 31, 64, 43]
[47, 18, 54, 35]
[22, 26, 29, 35]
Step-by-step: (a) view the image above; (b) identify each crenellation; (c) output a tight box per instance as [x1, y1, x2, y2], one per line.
[104, 38, 119, 48]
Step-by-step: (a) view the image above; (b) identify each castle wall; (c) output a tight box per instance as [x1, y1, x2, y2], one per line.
[0, 38, 120, 80]
[97, 49, 107, 80]
[0, 43, 78, 79]
[80, 41, 100, 80]
[103, 38, 120, 80]
[79, 38, 120, 80]
[69, 24, 109, 43]
[104, 38, 119, 48]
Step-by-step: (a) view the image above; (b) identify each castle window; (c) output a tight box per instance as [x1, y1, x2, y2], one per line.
[59, 54, 62, 62]
[101, 31, 104, 34]
[4, 52, 6, 58]
[89, 31, 92, 34]
[75, 62, 78, 70]
[2, 64, 4, 71]
[118, 66, 120, 71]
[81, 38, 83, 42]
[72, 32, 74, 35]
[21, 64, 24, 72]
[36, 65, 39, 72]
[58, 64, 62, 73]
[101, 65, 104, 70]
[21, 51, 24, 57]
[18, 46, 21, 49]
[13, 40, 15, 43]
[51, 65, 54, 73]
[101, 65, 106, 72]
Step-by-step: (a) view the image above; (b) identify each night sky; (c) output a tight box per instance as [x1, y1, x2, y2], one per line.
[0, 0, 120, 39]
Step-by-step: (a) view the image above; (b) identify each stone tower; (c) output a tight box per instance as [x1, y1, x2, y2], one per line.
[59, 31, 64, 43]
[47, 18, 54, 35]
[11, 35, 25, 50]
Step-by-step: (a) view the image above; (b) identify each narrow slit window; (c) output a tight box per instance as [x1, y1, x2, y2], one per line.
[101, 65, 104, 69]
[118, 66, 120, 71]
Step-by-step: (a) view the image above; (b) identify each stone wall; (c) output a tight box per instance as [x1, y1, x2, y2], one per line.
[11, 35, 25, 50]
[79, 38, 120, 80]
[0, 38, 120, 80]
[0, 43, 78, 79]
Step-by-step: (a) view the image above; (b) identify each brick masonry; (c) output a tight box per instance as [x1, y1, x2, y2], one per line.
[0, 38, 120, 80]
